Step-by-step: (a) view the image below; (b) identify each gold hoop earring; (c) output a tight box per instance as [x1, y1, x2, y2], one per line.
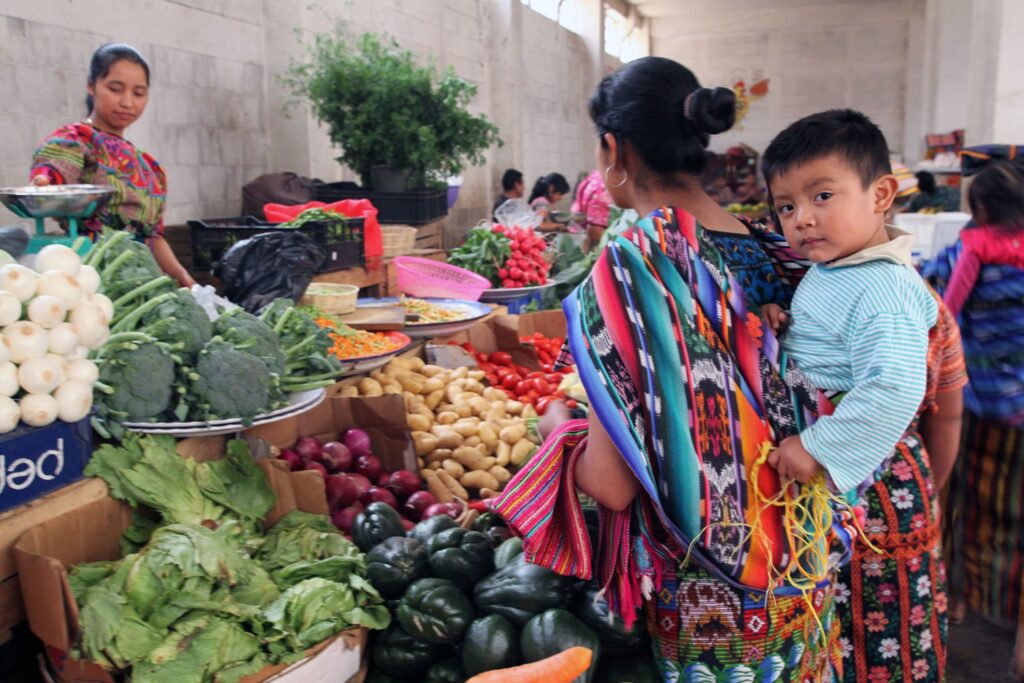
[604, 165, 628, 188]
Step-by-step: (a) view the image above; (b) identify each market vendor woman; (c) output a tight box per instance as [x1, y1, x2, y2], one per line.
[30, 43, 195, 287]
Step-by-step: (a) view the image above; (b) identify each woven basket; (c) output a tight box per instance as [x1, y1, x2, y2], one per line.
[299, 283, 359, 315]
[381, 225, 417, 258]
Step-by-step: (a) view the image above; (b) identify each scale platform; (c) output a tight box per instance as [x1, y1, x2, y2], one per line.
[0, 184, 114, 254]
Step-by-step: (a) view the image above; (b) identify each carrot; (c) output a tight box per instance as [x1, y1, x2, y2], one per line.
[465, 647, 593, 683]
[307, 310, 403, 360]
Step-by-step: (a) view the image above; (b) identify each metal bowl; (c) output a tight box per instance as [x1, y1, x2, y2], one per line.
[0, 185, 114, 219]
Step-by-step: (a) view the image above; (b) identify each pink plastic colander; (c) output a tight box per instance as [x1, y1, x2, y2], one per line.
[393, 256, 491, 301]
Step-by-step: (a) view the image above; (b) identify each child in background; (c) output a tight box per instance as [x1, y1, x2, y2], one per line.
[943, 161, 1024, 317]
[762, 109, 951, 682]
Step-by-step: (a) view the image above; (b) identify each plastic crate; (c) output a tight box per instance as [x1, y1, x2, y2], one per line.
[188, 215, 364, 273]
[312, 182, 448, 225]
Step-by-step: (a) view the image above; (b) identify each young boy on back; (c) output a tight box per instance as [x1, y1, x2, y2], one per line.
[760, 109, 938, 496]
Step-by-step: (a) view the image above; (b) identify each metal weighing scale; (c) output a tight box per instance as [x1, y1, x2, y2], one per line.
[0, 184, 114, 255]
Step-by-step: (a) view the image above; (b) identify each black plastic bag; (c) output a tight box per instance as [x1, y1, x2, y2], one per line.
[214, 231, 325, 313]
[0, 226, 31, 258]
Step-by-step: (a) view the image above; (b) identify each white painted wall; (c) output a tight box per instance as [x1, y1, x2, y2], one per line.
[0, 0, 603, 245]
[650, 0, 921, 158]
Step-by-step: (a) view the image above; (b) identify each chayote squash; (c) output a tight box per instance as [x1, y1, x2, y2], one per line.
[366, 536, 429, 599]
[473, 554, 574, 626]
[396, 578, 474, 644]
[408, 513, 459, 545]
[493, 536, 523, 569]
[370, 624, 448, 677]
[571, 582, 648, 655]
[354, 502, 406, 552]
[461, 614, 521, 676]
[427, 527, 494, 587]
[520, 608, 600, 683]
[425, 658, 466, 683]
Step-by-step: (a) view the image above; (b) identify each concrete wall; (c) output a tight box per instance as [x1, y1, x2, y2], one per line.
[650, 0, 921, 159]
[0, 0, 603, 246]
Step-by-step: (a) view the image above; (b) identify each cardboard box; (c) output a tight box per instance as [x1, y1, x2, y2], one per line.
[0, 418, 93, 514]
[245, 394, 415, 474]
[13, 441, 365, 683]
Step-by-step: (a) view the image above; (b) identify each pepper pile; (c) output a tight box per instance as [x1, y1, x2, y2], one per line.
[466, 342, 575, 415]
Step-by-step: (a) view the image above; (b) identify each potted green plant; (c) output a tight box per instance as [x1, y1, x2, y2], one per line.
[286, 29, 501, 193]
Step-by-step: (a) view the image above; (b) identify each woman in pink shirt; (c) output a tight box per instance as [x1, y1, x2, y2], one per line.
[944, 162, 1024, 316]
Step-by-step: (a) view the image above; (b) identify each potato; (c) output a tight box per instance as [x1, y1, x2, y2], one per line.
[390, 356, 415, 370]
[408, 356, 425, 371]
[429, 461, 442, 470]
[417, 456, 425, 468]
[442, 458, 465, 479]
[500, 423, 527, 444]
[452, 420, 479, 438]
[505, 400, 524, 415]
[479, 487, 500, 500]
[488, 465, 512, 484]
[483, 387, 507, 403]
[450, 366, 469, 381]
[467, 370, 485, 381]
[464, 435, 482, 448]
[522, 404, 538, 420]
[437, 469, 470, 499]
[426, 448, 453, 465]
[357, 377, 383, 396]
[422, 377, 445, 394]
[431, 426, 464, 450]
[486, 402, 506, 423]
[495, 440, 512, 467]
[383, 383, 402, 395]
[412, 431, 439, 457]
[422, 469, 452, 502]
[461, 470, 501, 491]
[436, 411, 459, 425]
[425, 389, 445, 410]
[408, 413, 432, 432]
[421, 364, 446, 377]
[469, 397, 491, 416]
[338, 384, 359, 398]
[411, 403, 434, 420]
[452, 446, 495, 470]
[463, 379, 486, 395]
[510, 439, 535, 466]
[478, 422, 499, 448]
[399, 375, 425, 394]
[454, 404, 473, 418]
[445, 385, 464, 405]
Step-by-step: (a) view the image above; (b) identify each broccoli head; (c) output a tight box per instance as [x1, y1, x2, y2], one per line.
[213, 309, 287, 377]
[191, 339, 281, 422]
[138, 290, 213, 356]
[97, 342, 177, 421]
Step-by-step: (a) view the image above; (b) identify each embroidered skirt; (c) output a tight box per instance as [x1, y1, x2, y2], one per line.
[836, 435, 948, 683]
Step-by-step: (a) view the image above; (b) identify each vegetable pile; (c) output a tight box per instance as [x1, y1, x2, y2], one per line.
[77, 434, 390, 681]
[86, 232, 344, 434]
[308, 308, 407, 360]
[447, 225, 550, 289]
[339, 356, 541, 499]
[358, 507, 654, 683]
[470, 341, 573, 415]
[0, 244, 109, 432]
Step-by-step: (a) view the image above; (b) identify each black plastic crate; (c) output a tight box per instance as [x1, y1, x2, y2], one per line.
[312, 182, 448, 225]
[188, 215, 365, 274]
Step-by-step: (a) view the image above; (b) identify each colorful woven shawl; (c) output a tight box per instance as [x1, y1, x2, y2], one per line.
[923, 240, 1024, 425]
[497, 208, 856, 623]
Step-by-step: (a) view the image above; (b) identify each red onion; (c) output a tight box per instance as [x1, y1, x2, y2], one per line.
[347, 473, 372, 498]
[342, 428, 373, 457]
[360, 486, 398, 509]
[279, 449, 303, 472]
[386, 470, 422, 500]
[376, 472, 391, 487]
[320, 441, 353, 473]
[305, 461, 328, 479]
[293, 436, 322, 460]
[354, 454, 383, 482]
[403, 490, 437, 521]
[326, 474, 359, 510]
[331, 505, 362, 534]
[400, 518, 415, 531]
[422, 502, 461, 519]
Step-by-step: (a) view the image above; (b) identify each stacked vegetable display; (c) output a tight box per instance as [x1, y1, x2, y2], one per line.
[0, 244, 109, 432]
[85, 231, 344, 434]
[471, 342, 574, 415]
[355, 504, 655, 683]
[446, 225, 550, 289]
[76, 434, 389, 681]
[340, 356, 541, 499]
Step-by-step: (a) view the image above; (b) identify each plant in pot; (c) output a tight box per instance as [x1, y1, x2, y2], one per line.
[286, 29, 501, 193]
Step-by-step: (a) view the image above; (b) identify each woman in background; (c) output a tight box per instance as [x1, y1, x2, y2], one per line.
[528, 172, 570, 231]
[30, 43, 194, 287]
[571, 169, 614, 251]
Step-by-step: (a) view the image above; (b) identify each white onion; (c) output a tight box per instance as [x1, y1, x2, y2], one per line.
[36, 271, 83, 310]
[48, 323, 79, 356]
[0, 264, 38, 302]
[4, 321, 48, 363]
[0, 396, 19, 433]
[77, 264, 100, 294]
[35, 244, 81, 277]
[0, 292, 21, 327]
[0, 362, 18, 397]
[54, 379, 92, 423]
[67, 358, 99, 385]
[19, 393, 58, 427]
[18, 356, 62, 395]
[69, 303, 108, 349]
[88, 293, 114, 323]
[27, 295, 67, 329]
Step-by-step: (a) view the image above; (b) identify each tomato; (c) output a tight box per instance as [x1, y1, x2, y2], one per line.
[478, 361, 496, 373]
[502, 375, 520, 391]
[461, 342, 477, 354]
[553, 390, 567, 400]
[560, 366, 575, 374]
[516, 365, 531, 377]
[546, 373, 563, 386]
[475, 353, 490, 364]
[515, 380, 532, 396]
[535, 395, 555, 415]
[526, 371, 546, 380]
[531, 378, 550, 395]
[490, 351, 513, 366]
[520, 394, 535, 406]
[485, 372, 499, 386]
[566, 399, 578, 409]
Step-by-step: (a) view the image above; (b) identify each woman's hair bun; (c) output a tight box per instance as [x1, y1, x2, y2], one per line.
[684, 86, 737, 135]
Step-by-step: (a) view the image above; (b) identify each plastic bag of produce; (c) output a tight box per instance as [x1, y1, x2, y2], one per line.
[214, 231, 325, 313]
[494, 199, 541, 230]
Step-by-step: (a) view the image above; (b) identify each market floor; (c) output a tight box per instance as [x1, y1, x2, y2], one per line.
[948, 613, 1017, 682]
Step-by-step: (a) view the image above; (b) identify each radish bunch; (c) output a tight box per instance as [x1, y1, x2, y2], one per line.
[493, 225, 550, 288]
